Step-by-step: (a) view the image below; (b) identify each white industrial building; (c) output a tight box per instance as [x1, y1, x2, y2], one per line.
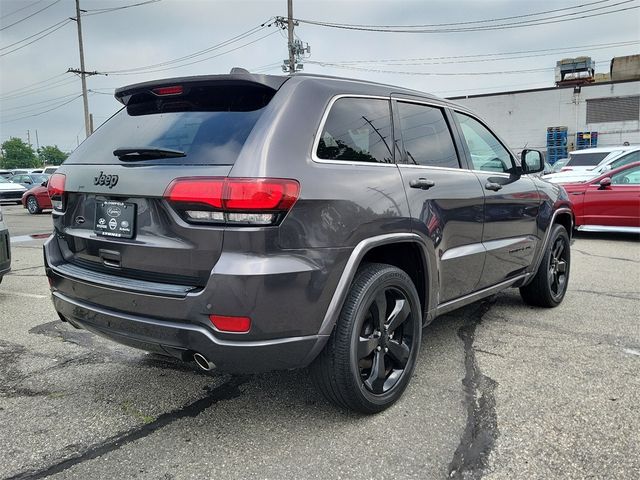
[449, 79, 640, 154]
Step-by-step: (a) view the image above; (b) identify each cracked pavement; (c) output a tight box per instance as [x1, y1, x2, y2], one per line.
[0, 204, 638, 479]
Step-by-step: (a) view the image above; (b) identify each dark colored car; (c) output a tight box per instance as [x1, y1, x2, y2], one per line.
[9, 173, 48, 189]
[563, 161, 640, 234]
[44, 73, 574, 413]
[0, 206, 10, 284]
[22, 180, 52, 214]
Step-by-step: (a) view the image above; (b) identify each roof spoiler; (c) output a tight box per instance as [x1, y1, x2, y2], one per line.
[114, 73, 289, 106]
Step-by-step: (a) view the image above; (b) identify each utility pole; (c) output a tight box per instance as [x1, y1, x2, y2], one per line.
[27, 130, 31, 147]
[287, 0, 295, 73]
[74, 0, 90, 138]
[275, 1, 310, 74]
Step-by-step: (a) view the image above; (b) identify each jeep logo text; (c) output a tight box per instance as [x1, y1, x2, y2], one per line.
[94, 172, 119, 189]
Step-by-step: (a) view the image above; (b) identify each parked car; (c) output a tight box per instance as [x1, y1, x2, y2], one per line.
[9, 173, 49, 189]
[0, 170, 13, 179]
[0, 205, 10, 284]
[551, 158, 569, 172]
[22, 179, 52, 214]
[0, 176, 27, 204]
[43, 166, 58, 175]
[563, 161, 640, 233]
[44, 72, 573, 413]
[544, 145, 640, 183]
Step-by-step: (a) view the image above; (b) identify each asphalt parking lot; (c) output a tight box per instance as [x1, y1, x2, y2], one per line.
[1, 203, 638, 480]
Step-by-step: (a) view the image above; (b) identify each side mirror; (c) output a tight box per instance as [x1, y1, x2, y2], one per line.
[521, 149, 544, 174]
[41, 181, 48, 187]
[598, 177, 612, 189]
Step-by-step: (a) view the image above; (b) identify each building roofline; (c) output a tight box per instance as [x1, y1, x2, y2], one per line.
[446, 78, 640, 101]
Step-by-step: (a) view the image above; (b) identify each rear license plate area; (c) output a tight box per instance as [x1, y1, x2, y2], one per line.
[95, 200, 136, 239]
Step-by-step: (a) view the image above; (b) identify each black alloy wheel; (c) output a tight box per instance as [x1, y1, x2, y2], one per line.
[356, 287, 416, 395]
[311, 263, 422, 413]
[520, 224, 571, 307]
[548, 235, 568, 301]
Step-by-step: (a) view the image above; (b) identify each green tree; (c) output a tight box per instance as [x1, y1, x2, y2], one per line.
[0, 137, 38, 169]
[38, 145, 68, 166]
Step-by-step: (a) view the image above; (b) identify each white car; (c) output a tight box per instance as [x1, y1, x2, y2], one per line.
[0, 176, 27, 204]
[543, 145, 639, 183]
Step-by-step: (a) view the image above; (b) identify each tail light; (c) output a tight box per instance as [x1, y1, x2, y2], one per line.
[47, 173, 66, 212]
[165, 177, 300, 226]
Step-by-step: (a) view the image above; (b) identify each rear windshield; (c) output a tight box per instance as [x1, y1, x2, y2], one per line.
[567, 151, 611, 166]
[65, 85, 274, 165]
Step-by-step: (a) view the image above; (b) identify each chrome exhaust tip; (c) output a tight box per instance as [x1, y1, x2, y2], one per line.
[193, 352, 215, 371]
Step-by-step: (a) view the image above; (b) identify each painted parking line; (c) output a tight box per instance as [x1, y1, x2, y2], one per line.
[10, 233, 51, 244]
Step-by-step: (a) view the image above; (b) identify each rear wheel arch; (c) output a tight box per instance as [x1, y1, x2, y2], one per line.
[316, 234, 433, 339]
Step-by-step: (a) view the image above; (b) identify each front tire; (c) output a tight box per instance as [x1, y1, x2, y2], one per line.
[520, 224, 570, 307]
[311, 263, 422, 413]
[26, 196, 41, 214]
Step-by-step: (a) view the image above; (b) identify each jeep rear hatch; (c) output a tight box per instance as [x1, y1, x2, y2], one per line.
[52, 75, 288, 290]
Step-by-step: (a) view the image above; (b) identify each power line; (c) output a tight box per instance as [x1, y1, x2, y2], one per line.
[1, 92, 83, 112]
[297, 0, 614, 29]
[295, 1, 639, 33]
[0, 0, 62, 32]
[0, 19, 72, 56]
[0, 72, 67, 97]
[105, 29, 279, 75]
[101, 22, 272, 74]
[0, 76, 77, 101]
[82, 0, 162, 17]
[1, 94, 84, 124]
[0, 0, 46, 20]
[313, 40, 640, 67]
[307, 62, 557, 76]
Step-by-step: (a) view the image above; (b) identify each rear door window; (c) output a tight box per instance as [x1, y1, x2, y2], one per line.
[316, 97, 393, 164]
[396, 102, 459, 168]
[65, 85, 275, 165]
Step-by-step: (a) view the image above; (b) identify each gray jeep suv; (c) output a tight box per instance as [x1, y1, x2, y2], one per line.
[44, 73, 573, 413]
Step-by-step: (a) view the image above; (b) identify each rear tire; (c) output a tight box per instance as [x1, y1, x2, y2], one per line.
[311, 263, 422, 413]
[26, 196, 41, 214]
[520, 224, 570, 307]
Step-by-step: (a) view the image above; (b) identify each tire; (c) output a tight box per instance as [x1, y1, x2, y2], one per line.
[26, 196, 41, 214]
[310, 263, 422, 413]
[520, 224, 570, 307]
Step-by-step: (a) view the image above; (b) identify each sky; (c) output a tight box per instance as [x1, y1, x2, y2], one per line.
[0, 0, 638, 152]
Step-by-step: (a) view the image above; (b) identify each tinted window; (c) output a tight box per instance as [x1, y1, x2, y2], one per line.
[612, 165, 640, 185]
[567, 151, 611, 166]
[397, 102, 459, 168]
[609, 151, 640, 170]
[455, 112, 513, 173]
[317, 98, 393, 164]
[65, 85, 274, 165]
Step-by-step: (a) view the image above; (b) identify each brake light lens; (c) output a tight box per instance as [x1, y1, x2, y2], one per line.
[209, 314, 251, 333]
[47, 173, 66, 211]
[165, 177, 300, 226]
[152, 85, 183, 96]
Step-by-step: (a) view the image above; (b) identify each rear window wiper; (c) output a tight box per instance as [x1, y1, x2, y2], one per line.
[113, 146, 186, 161]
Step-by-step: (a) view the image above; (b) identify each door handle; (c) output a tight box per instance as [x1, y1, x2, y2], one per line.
[485, 182, 503, 191]
[410, 178, 436, 190]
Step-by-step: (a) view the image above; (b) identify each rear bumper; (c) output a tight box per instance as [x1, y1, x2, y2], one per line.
[44, 236, 348, 373]
[52, 290, 325, 373]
